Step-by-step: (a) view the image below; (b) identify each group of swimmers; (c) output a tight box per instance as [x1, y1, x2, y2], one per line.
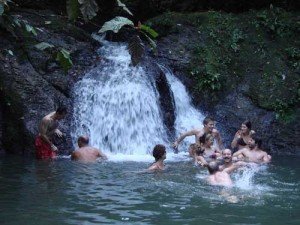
[35, 107, 271, 187]
[148, 116, 271, 187]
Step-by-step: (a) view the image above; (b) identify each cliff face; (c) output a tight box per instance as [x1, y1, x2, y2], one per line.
[147, 9, 299, 154]
[0, 9, 100, 155]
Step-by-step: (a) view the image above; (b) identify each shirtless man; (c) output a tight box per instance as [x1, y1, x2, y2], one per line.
[173, 116, 223, 151]
[35, 106, 67, 159]
[148, 144, 166, 171]
[219, 149, 248, 174]
[233, 137, 271, 163]
[71, 136, 107, 162]
[207, 161, 233, 187]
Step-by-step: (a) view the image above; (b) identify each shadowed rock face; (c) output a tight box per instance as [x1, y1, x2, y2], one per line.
[0, 9, 100, 155]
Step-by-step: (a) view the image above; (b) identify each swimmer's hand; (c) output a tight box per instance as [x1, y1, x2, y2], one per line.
[55, 129, 64, 138]
[197, 161, 208, 167]
[51, 144, 58, 152]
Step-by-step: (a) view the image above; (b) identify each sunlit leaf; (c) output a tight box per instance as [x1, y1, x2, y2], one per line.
[140, 24, 158, 38]
[128, 35, 144, 66]
[25, 23, 37, 36]
[56, 49, 73, 73]
[78, 0, 99, 21]
[34, 42, 54, 51]
[116, 0, 133, 16]
[98, 16, 134, 33]
[67, 0, 80, 22]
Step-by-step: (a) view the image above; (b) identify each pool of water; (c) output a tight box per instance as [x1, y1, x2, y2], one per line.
[0, 155, 299, 225]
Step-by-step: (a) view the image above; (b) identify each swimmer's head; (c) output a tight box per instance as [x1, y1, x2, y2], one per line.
[222, 149, 232, 163]
[153, 144, 166, 162]
[248, 137, 262, 149]
[56, 106, 67, 119]
[203, 116, 215, 132]
[199, 133, 214, 146]
[241, 120, 251, 134]
[78, 136, 89, 147]
[207, 161, 220, 174]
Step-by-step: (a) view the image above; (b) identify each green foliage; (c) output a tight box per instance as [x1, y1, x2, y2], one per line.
[98, 16, 134, 33]
[56, 49, 73, 73]
[78, 0, 98, 21]
[67, 0, 80, 22]
[128, 35, 145, 66]
[254, 6, 294, 38]
[117, 0, 133, 16]
[272, 99, 298, 122]
[140, 24, 158, 38]
[285, 47, 300, 69]
[34, 42, 55, 51]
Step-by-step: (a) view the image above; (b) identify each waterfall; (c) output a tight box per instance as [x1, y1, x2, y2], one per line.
[72, 41, 205, 158]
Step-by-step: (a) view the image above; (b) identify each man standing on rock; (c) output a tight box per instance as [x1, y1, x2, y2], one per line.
[35, 106, 67, 159]
[173, 116, 224, 152]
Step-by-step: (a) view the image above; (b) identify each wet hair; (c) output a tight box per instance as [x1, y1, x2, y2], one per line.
[199, 133, 214, 145]
[56, 106, 67, 115]
[242, 120, 252, 130]
[207, 161, 219, 174]
[203, 116, 215, 125]
[78, 136, 89, 145]
[252, 137, 262, 149]
[196, 147, 205, 156]
[153, 144, 166, 162]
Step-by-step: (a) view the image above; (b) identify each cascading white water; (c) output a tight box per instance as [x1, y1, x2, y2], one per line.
[161, 66, 205, 151]
[72, 42, 169, 157]
[72, 41, 205, 159]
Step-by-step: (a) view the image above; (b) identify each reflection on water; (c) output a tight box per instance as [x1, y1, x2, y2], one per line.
[0, 155, 299, 225]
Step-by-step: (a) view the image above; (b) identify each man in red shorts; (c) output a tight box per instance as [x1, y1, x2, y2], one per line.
[35, 106, 67, 159]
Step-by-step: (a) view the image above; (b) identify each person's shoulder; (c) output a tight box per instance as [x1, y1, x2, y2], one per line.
[148, 163, 159, 171]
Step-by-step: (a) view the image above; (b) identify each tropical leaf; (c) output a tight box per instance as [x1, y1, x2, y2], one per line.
[34, 42, 54, 51]
[56, 49, 73, 73]
[140, 31, 157, 50]
[78, 0, 98, 21]
[140, 24, 158, 38]
[67, 0, 79, 22]
[25, 23, 37, 36]
[128, 35, 145, 66]
[98, 16, 134, 33]
[116, 0, 133, 16]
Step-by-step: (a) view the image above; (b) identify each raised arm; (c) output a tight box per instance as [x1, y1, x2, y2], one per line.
[231, 130, 241, 149]
[173, 129, 199, 149]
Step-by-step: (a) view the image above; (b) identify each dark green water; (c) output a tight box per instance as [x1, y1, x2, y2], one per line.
[0, 155, 299, 225]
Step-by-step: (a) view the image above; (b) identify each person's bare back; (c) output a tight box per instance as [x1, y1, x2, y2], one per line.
[71, 136, 107, 163]
[72, 147, 102, 162]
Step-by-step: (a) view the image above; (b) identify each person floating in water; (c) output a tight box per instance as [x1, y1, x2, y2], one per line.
[148, 144, 166, 171]
[219, 149, 248, 174]
[173, 116, 224, 152]
[231, 120, 255, 150]
[206, 161, 233, 187]
[71, 136, 107, 162]
[35, 106, 67, 159]
[233, 137, 271, 163]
